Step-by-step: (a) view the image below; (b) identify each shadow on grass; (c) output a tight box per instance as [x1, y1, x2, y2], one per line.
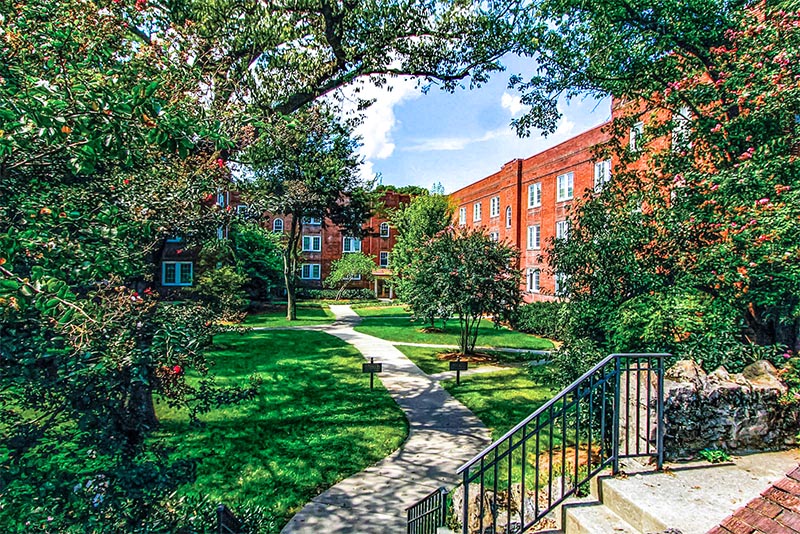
[156, 329, 408, 532]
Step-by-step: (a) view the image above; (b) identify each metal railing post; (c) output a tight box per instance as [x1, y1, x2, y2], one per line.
[612, 355, 621, 475]
[657, 355, 665, 470]
[440, 487, 448, 527]
[462, 470, 469, 534]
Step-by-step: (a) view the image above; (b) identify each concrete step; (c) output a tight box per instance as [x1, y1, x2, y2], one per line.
[595, 451, 800, 534]
[562, 499, 641, 534]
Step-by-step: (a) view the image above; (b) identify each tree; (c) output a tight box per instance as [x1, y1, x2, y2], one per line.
[403, 227, 521, 354]
[326, 253, 376, 300]
[0, 0, 258, 530]
[391, 194, 454, 327]
[244, 106, 373, 320]
[230, 222, 284, 301]
[545, 4, 800, 369]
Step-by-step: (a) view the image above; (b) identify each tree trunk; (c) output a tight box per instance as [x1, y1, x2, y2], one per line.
[284, 217, 301, 321]
[125, 378, 157, 452]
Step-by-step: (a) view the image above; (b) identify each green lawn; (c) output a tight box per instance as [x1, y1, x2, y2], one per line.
[353, 317, 554, 350]
[352, 305, 411, 317]
[157, 329, 407, 531]
[396, 345, 547, 375]
[441, 366, 557, 440]
[244, 303, 335, 328]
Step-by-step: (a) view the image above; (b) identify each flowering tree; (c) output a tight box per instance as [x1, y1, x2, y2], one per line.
[402, 227, 521, 354]
[547, 5, 800, 369]
[325, 253, 376, 300]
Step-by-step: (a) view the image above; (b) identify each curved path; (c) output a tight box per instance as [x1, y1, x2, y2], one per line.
[280, 305, 492, 533]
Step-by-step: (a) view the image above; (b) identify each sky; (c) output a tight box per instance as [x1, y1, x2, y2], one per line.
[344, 55, 612, 195]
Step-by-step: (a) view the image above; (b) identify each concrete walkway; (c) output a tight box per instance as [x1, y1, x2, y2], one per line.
[391, 341, 552, 356]
[280, 305, 492, 534]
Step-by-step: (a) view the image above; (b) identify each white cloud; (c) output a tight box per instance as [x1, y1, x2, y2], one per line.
[500, 91, 525, 117]
[335, 77, 422, 179]
[403, 126, 515, 153]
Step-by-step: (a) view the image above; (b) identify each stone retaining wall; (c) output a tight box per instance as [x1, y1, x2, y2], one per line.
[664, 360, 800, 458]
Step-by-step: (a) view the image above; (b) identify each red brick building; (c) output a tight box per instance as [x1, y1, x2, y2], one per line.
[450, 118, 614, 302]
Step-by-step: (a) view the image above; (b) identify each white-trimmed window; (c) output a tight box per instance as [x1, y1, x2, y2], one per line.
[490, 196, 500, 217]
[162, 261, 193, 286]
[216, 191, 227, 208]
[672, 106, 692, 151]
[489, 231, 499, 242]
[379, 251, 389, 267]
[630, 121, 644, 152]
[594, 160, 612, 192]
[273, 218, 284, 232]
[349, 273, 362, 281]
[302, 217, 322, 225]
[379, 222, 390, 237]
[526, 268, 540, 293]
[459, 207, 467, 225]
[527, 225, 540, 250]
[302, 235, 321, 252]
[556, 220, 569, 240]
[505, 206, 512, 228]
[300, 263, 321, 280]
[528, 183, 542, 208]
[473, 202, 482, 221]
[343, 236, 362, 253]
[236, 204, 247, 216]
[557, 172, 574, 202]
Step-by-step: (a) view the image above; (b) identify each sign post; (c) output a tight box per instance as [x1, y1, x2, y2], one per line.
[449, 359, 468, 385]
[362, 357, 383, 390]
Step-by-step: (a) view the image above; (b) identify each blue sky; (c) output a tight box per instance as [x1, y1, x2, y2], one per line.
[344, 56, 612, 194]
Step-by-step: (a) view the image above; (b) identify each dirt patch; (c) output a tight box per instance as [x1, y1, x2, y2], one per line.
[437, 351, 497, 364]
[418, 326, 445, 333]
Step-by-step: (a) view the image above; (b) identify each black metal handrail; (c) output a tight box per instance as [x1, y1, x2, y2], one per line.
[405, 353, 667, 534]
[217, 504, 242, 534]
[407, 486, 449, 534]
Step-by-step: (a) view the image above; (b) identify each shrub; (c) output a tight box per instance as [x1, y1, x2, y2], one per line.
[511, 301, 564, 340]
[549, 337, 605, 389]
[298, 288, 377, 301]
[191, 266, 249, 320]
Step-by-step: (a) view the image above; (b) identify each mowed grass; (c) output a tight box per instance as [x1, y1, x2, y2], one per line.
[352, 305, 411, 317]
[244, 303, 335, 328]
[353, 317, 554, 350]
[396, 345, 547, 375]
[441, 366, 557, 440]
[156, 329, 407, 531]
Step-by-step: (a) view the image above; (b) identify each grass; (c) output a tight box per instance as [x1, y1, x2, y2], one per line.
[353, 316, 555, 350]
[244, 303, 335, 328]
[396, 345, 547, 375]
[352, 305, 411, 317]
[157, 329, 407, 531]
[441, 366, 557, 440]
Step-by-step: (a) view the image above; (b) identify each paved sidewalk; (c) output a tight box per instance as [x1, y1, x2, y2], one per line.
[280, 305, 492, 534]
[390, 340, 552, 356]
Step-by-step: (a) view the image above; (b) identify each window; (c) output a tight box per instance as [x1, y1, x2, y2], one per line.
[490, 196, 500, 217]
[162, 261, 193, 286]
[379, 222, 390, 237]
[459, 207, 467, 225]
[527, 225, 540, 250]
[349, 273, 362, 281]
[300, 263, 321, 280]
[216, 191, 227, 208]
[302, 234, 321, 252]
[273, 218, 284, 232]
[302, 217, 322, 225]
[556, 220, 569, 240]
[379, 251, 389, 267]
[166, 236, 183, 243]
[672, 106, 692, 151]
[343, 236, 362, 253]
[526, 268, 540, 293]
[489, 231, 499, 242]
[528, 183, 542, 208]
[630, 121, 644, 152]
[236, 204, 247, 215]
[505, 206, 512, 228]
[556, 172, 574, 202]
[554, 272, 567, 296]
[473, 202, 482, 221]
[594, 160, 612, 192]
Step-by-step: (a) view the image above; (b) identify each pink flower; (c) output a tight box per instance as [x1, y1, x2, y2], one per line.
[757, 198, 770, 205]
[172, 365, 183, 375]
[710, 124, 722, 133]
[216, 158, 225, 168]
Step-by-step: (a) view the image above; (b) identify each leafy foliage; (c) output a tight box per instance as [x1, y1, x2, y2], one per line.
[190, 266, 249, 320]
[230, 223, 283, 301]
[511, 302, 565, 340]
[325, 253, 376, 300]
[400, 227, 521, 354]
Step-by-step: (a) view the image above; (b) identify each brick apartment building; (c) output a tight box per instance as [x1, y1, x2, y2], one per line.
[450, 108, 620, 303]
[157, 190, 410, 298]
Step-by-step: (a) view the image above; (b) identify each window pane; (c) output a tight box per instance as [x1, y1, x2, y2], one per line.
[179, 263, 192, 285]
[164, 263, 176, 284]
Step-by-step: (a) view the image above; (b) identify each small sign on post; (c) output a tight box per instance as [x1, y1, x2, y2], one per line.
[362, 357, 383, 389]
[449, 360, 468, 385]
